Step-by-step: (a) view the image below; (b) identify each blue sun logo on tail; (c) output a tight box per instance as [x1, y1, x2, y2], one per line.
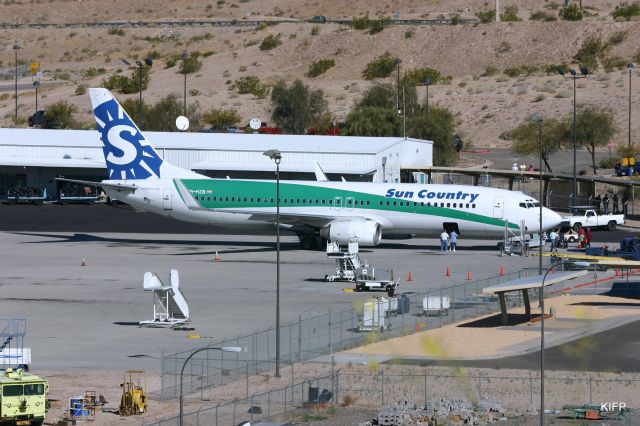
[93, 99, 163, 180]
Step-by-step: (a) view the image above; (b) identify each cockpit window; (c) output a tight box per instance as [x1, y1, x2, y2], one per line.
[519, 202, 527, 208]
[527, 203, 535, 208]
[533, 202, 540, 207]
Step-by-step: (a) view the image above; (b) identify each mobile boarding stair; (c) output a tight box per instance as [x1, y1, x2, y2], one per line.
[139, 269, 190, 328]
[325, 239, 365, 282]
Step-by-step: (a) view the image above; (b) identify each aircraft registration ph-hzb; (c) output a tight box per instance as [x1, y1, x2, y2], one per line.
[59, 88, 562, 248]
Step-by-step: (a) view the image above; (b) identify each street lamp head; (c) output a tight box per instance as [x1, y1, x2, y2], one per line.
[219, 346, 242, 353]
[13, 44, 20, 50]
[33, 81, 40, 88]
[145, 57, 153, 67]
[135, 60, 142, 67]
[263, 149, 282, 164]
[424, 78, 432, 85]
[580, 67, 589, 76]
[569, 68, 577, 76]
[395, 58, 402, 65]
[530, 113, 543, 123]
[629, 63, 636, 70]
[182, 51, 189, 60]
[557, 66, 565, 76]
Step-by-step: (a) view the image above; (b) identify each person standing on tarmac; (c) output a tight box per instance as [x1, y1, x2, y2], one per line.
[450, 230, 458, 252]
[549, 228, 559, 253]
[440, 230, 449, 252]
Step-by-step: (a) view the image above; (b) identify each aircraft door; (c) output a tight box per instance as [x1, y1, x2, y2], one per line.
[345, 197, 354, 211]
[333, 196, 342, 211]
[493, 197, 504, 218]
[163, 188, 173, 210]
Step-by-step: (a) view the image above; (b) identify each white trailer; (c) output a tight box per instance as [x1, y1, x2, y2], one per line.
[360, 298, 391, 332]
[422, 296, 451, 316]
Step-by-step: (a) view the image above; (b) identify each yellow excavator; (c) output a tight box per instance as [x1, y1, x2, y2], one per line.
[119, 370, 147, 416]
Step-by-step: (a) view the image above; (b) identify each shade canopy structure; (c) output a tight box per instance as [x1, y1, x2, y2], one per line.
[482, 270, 588, 325]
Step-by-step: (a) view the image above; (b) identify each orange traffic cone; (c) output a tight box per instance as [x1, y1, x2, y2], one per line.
[214, 251, 221, 261]
[407, 271, 413, 282]
[445, 267, 452, 277]
[499, 266, 505, 276]
[467, 271, 472, 281]
[80, 257, 86, 267]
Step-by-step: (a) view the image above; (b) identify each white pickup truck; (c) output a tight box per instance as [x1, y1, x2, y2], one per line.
[561, 209, 624, 231]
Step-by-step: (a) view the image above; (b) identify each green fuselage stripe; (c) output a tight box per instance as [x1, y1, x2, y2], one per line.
[180, 179, 519, 229]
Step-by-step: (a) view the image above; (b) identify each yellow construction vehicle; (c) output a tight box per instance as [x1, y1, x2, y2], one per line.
[119, 370, 147, 416]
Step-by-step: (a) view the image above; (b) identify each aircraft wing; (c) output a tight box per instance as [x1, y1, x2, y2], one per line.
[55, 178, 139, 193]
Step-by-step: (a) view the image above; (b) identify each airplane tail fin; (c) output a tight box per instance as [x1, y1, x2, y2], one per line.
[89, 88, 202, 180]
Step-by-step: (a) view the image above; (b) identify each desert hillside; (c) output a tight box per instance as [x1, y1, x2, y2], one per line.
[0, 0, 638, 148]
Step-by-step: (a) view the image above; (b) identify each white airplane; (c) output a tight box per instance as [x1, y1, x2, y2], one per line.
[60, 88, 562, 248]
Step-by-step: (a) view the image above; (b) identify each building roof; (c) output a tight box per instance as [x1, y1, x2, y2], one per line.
[0, 128, 431, 154]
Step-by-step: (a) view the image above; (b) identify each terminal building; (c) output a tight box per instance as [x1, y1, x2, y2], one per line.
[0, 128, 433, 199]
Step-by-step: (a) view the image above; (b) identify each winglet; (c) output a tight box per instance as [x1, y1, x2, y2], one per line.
[314, 162, 329, 182]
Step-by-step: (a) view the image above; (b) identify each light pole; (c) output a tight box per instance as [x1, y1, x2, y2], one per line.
[628, 63, 635, 147]
[531, 114, 544, 276]
[33, 80, 40, 128]
[424, 78, 432, 113]
[395, 58, 402, 113]
[179, 346, 241, 426]
[558, 66, 588, 210]
[13, 44, 20, 125]
[263, 149, 282, 378]
[135, 58, 153, 129]
[182, 52, 189, 117]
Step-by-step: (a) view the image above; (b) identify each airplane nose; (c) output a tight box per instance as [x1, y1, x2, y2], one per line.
[542, 208, 562, 230]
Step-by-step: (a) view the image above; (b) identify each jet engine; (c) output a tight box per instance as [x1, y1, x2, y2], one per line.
[320, 220, 382, 246]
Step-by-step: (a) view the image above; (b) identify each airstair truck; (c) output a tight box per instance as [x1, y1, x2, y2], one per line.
[0, 368, 48, 426]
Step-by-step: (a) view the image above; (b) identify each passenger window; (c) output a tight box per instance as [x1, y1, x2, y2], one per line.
[225, 197, 229, 202]
[472, 204, 476, 208]
[283, 199, 287, 204]
[270, 198, 274, 203]
[519, 202, 526, 208]
[453, 203, 457, 208]
[466, 203, 469, 208]
[207, 197, 210, 201]
[393, 202, 397, 206]
[243, 197, 247, 202]
[367, 201, 371, 206]
[386, 201, 390, 206]
[447, 203, 450, 208]
[322, 199, 326, 204]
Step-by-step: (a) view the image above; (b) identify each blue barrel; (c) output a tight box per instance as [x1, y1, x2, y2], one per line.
[70, 398, 89, 417]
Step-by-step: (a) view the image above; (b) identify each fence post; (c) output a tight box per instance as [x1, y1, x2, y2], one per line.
[589, 373, 592, 405]
[196, 407, 200, 426]
[233, 400, 236, 425]
[284, 384, 287, 418]
[478, 371, 481, 400]
[424, 371, 427, 406]
[246, 361, 249, 399]
[291, 362, 295, 407]
[250, 395, 254, 422]
[298, 314, 302, 362]
[215, 404, 218, 426]
[329, 307, 333, 355]
[381, 369, 385, 405]
[530, 371, 533, 405]
[335, 371, 340, 404]
[160, 350, 164, 403]
[267, 389, 271, 421]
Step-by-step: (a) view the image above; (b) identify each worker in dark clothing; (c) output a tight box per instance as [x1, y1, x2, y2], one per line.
[622, 193, 629, 216]
[603, 194, 610, 214]
[594, 194, 602, 212]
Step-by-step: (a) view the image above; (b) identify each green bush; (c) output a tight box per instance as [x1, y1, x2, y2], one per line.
[602, 56, 628, 72]
[404, 29, 414, 39]
[481, 66, 499, 77]
[529, 10, 557, 21]
[259, 34, 281, 50]
[74, 85, 87, 96]
[310, 26, 320, 36]
[45, 100, 78, 129]
[352, 14, 373, 30]
[503, 65, 539, 77]
[476, 8, 496, 23]
[306, 59, 335, 78]
[599, 157, 618, 169]
[608, 31, 627, 45]
[574, 36, 609, 70]
[450, 13, 460, 25]
[107, 27, 125, 36]
[102, 68, 149, 94]
[612, 2, 640, 20]
[500, 6, 522, 22]
[401, 67, 451, 85]
[83, 67, 106, 79]
[362, 52, 397, 80]
[232, 76, 269, 98]
[178, 53, 203, 74]
[368, 18, 389, 34]
[545, 63, 569, 75]
[203, 108, 241, 130]
[559, 3, 584, 20]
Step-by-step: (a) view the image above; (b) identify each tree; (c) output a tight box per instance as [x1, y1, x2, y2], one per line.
[270, 79, 328, 134]
[357, 83, 420, 117]
[120, 98, 151, 127]
[343, 107, 401, 137]
[121, 94, 201, 131]
[203, 108, 241, 131]
[510, 118, 567, 172]
[407, 107, 458, 166]
[45, 100, 78, 129]
[573, 105, 618, 173]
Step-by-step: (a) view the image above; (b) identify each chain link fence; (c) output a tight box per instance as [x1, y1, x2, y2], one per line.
[155, 264, 597, 402]
[146, 368, 640, 426]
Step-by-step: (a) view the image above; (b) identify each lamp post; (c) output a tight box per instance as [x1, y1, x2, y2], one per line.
[395, 58, 402, 113]
[628, 63, 635, 147]
[424, 78, 432, 113]
[179, 346, 241, 426]
[135, 58, 153, 129]
[182, 52, 189, 117]
[558, 66, 588, 210]
[531, 114, 544, 276]
[263, 149, 282, 378]
[33, 80, 40, 128]
[13, 44, 20, 125]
